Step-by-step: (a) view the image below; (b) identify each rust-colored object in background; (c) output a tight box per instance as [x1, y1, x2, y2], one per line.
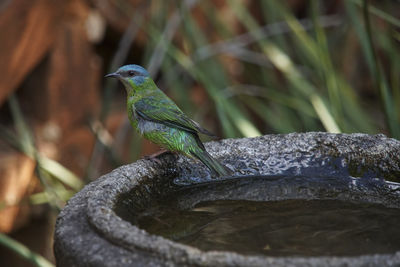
[0, 0, 61, 106]
[0, 0, 101, 233]
[0, 151, 36, 233]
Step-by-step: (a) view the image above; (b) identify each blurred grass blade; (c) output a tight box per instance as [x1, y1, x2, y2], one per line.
[30, 189, 75, 205]
[221, 99, 260, 137]
[311, 0, 342, 120]
[361, 0, 399, 138]
[147, 0, 198, 76]
[0, 233, 54, 267]
[38, 156, 83, 191]
[310, 94, 341, 133]
[8, 94, 34, 156]
[349, 0, 400, 27]
[216, 104, 237, 137]
[195, 14, 341, 61]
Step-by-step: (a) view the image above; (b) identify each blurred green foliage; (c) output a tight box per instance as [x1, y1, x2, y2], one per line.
[101, 0, 399, 141]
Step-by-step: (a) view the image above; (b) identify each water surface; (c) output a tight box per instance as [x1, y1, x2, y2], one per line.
[137, 199, 400, 256]
[115, 175, 400, 256]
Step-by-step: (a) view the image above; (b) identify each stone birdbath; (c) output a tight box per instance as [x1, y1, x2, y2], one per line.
[54, 132, 400, 266]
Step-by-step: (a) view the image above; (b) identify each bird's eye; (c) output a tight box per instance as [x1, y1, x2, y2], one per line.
[128, 70, 136, 76]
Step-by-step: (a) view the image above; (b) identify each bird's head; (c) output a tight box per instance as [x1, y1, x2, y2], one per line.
[105, 64, 150, 91]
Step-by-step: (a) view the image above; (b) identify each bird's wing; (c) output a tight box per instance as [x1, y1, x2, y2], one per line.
[134, 95, 215, 137]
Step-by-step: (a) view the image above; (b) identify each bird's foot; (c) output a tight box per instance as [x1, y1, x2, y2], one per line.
[143, 149, 170, 164]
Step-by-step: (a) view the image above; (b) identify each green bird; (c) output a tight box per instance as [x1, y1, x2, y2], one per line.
[105, 64, 232, 177]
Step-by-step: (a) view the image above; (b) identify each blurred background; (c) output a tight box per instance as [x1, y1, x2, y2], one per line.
[0, 0, 399, 266]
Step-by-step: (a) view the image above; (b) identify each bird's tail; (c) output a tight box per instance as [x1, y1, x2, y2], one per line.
[191, 149, 233, 177]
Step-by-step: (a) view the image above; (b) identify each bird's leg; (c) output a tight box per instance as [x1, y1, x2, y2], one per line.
[143, 149, 171, 164]
[144, 149, 169, 158]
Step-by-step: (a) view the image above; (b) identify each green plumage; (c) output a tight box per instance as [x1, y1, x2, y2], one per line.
[106, 64, 231, 177]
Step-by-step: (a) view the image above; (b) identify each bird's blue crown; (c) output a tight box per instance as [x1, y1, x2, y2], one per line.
[117, 64, 149, 77]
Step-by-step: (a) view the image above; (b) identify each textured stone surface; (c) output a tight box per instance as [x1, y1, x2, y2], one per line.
[54, 133, 400, 266]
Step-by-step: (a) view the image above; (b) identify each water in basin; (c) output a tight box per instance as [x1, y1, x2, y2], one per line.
[115, 175, 400, 256]
[136, 199, 400, 256]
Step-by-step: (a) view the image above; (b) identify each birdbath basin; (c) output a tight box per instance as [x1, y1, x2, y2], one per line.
[54, 132, 400, 266]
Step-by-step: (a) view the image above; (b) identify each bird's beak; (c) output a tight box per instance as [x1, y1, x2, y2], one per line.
[104, 72, 120, 78]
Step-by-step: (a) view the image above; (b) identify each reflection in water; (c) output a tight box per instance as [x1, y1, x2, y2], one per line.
[138, 199, 400, 256]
